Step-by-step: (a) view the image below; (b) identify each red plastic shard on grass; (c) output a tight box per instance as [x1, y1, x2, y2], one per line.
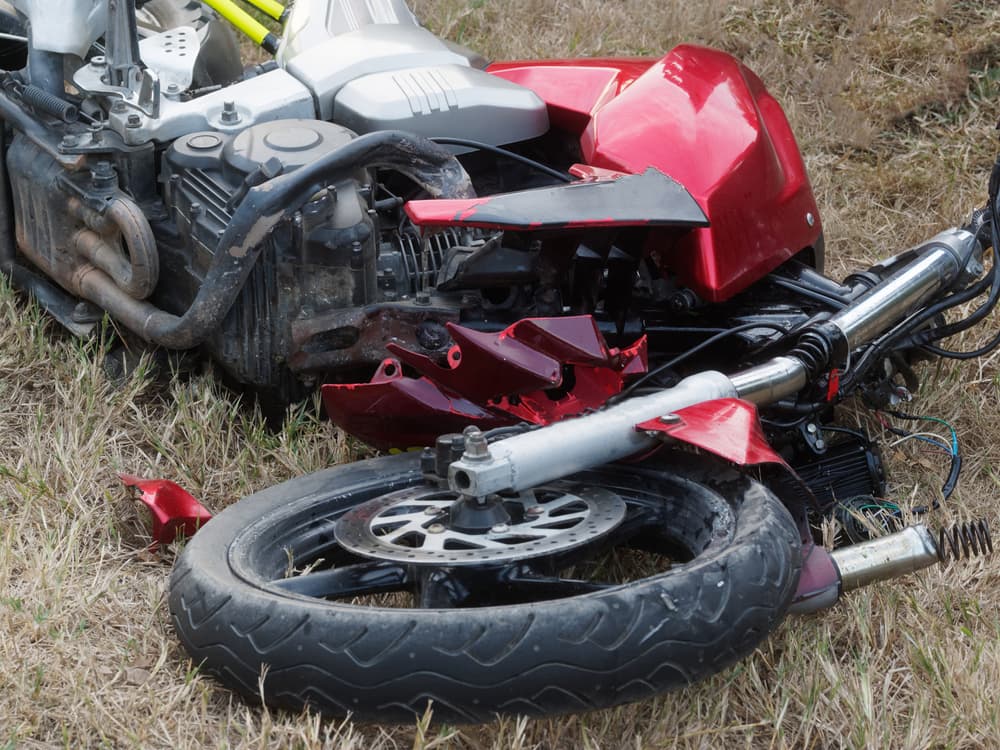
[120, 475, 212, 547]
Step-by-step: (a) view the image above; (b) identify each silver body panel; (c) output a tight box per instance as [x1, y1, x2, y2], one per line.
[278, 0, 420, 61]
[280, 2, 548, 143]
[95, 69, 316, 145]
[334, 64, 549, 145]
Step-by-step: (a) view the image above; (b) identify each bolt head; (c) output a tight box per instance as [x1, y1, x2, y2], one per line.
[166, 82, 180, 93]
[658, 414, 681, 425]
[806, 423, 818, 434]
[423, 506, 441, 516]
[126, 114, 141, 128]
[806, 212, 816, 227]
[427, 523, 446, 534]
[490, 523, 510, 534]
[525, 506, 544, 517]
[110, 100, 128, 114]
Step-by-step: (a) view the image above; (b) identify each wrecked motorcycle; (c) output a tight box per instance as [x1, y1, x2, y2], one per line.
[0, 0, 993, 725]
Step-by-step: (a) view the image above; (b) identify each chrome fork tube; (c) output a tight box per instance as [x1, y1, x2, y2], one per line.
[732, 228, 973, 405]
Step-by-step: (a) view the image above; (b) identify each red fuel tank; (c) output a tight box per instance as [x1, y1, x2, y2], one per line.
[490, 45, 822, 301]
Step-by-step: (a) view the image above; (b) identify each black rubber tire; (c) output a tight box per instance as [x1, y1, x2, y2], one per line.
[169, 452, 801, 723]
[135, 0, 243, 87]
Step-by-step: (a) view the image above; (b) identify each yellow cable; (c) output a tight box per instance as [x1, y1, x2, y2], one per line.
[241, 0, 287, 23]
[201, 0, 280, 54]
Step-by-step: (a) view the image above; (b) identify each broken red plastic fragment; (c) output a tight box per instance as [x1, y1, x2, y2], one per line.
[120, 474, 212, 548]
[635, 397, 787, 468]
[322, 316, 647, 448]
[322, 358, 512, 450]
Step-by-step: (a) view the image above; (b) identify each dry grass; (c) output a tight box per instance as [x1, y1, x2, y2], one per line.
[3, 0, 1000, 747]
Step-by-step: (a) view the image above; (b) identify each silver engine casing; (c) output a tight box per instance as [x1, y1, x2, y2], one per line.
[279, 0, 549, 146]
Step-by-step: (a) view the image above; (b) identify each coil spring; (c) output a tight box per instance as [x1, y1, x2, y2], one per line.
[937, 520, 993, 562]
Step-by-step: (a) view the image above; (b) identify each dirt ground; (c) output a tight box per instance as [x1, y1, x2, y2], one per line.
[2, 1, 1000, 748]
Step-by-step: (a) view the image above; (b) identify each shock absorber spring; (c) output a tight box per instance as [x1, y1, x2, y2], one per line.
[937, 520, 993, 562]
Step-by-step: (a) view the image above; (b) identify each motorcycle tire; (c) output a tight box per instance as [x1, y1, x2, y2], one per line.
[169, 451, 802, 723]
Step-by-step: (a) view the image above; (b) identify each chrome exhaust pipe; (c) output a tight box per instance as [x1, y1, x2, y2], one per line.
[792, 520, 992, 614]
[831, 524, 940, 592]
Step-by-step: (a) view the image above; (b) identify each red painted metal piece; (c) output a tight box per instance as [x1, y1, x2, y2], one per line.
[826, 368, 841, 402]
[488, 58, 655, 133]
[635, 397, 787, 468]
[322, 316, 647, 448]
[322, 359, 511, 450]
[490, 46, 822, 301]
[120, 474, 212, 548]
[387, 324, 563, 405]
[404, 168, 707, 232]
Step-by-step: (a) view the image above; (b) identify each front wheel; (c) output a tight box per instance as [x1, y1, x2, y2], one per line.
[169, 451, 801, 723]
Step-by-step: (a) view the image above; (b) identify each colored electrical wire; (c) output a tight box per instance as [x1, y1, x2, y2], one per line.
[879, 409, 961, 513]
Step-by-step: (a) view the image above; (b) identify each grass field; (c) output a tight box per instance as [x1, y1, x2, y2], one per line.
[3, 1, 1000, 747]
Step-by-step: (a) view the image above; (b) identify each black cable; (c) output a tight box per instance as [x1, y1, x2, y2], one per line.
[909, 243, 1000, 345]
[615, 322, 790, 400]
[914, 219, 1000, 358]
[921, 330, 1000, 359]
[843, 163, 1000, 386]
[768, 275, 848, 308]
[840, 243, 999, 392]
[430, 137, 574, 184]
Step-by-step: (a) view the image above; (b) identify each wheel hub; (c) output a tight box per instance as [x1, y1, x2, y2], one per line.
[335, 484, 627, 565]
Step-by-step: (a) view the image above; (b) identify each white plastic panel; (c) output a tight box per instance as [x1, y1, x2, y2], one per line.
[278, 0, 420, 63]
[334, 65, 549, 146]
[284, 24, 470, 120]
[11, 0, 104, 56]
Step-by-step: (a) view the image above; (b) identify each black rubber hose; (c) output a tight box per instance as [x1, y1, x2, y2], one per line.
[429, 137, 574, 184]
[80, 130, 475, 349]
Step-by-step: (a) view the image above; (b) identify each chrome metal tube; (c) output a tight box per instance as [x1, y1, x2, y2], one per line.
[830, 525, 938, 592]
[731, 356, 808, 404]
[448, 371, 736, 496]
[830, 229, 971, 348]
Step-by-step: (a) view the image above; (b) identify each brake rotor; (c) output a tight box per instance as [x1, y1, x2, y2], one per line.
[335, 484, 627, 565]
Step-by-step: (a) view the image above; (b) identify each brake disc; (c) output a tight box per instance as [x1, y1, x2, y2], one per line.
[335, 484, 627, 565]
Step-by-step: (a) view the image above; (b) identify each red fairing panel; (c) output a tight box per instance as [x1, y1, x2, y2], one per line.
[635, 398, 787, 468]
[322, 316, 647, 449]
[490, 47, 822, 301]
